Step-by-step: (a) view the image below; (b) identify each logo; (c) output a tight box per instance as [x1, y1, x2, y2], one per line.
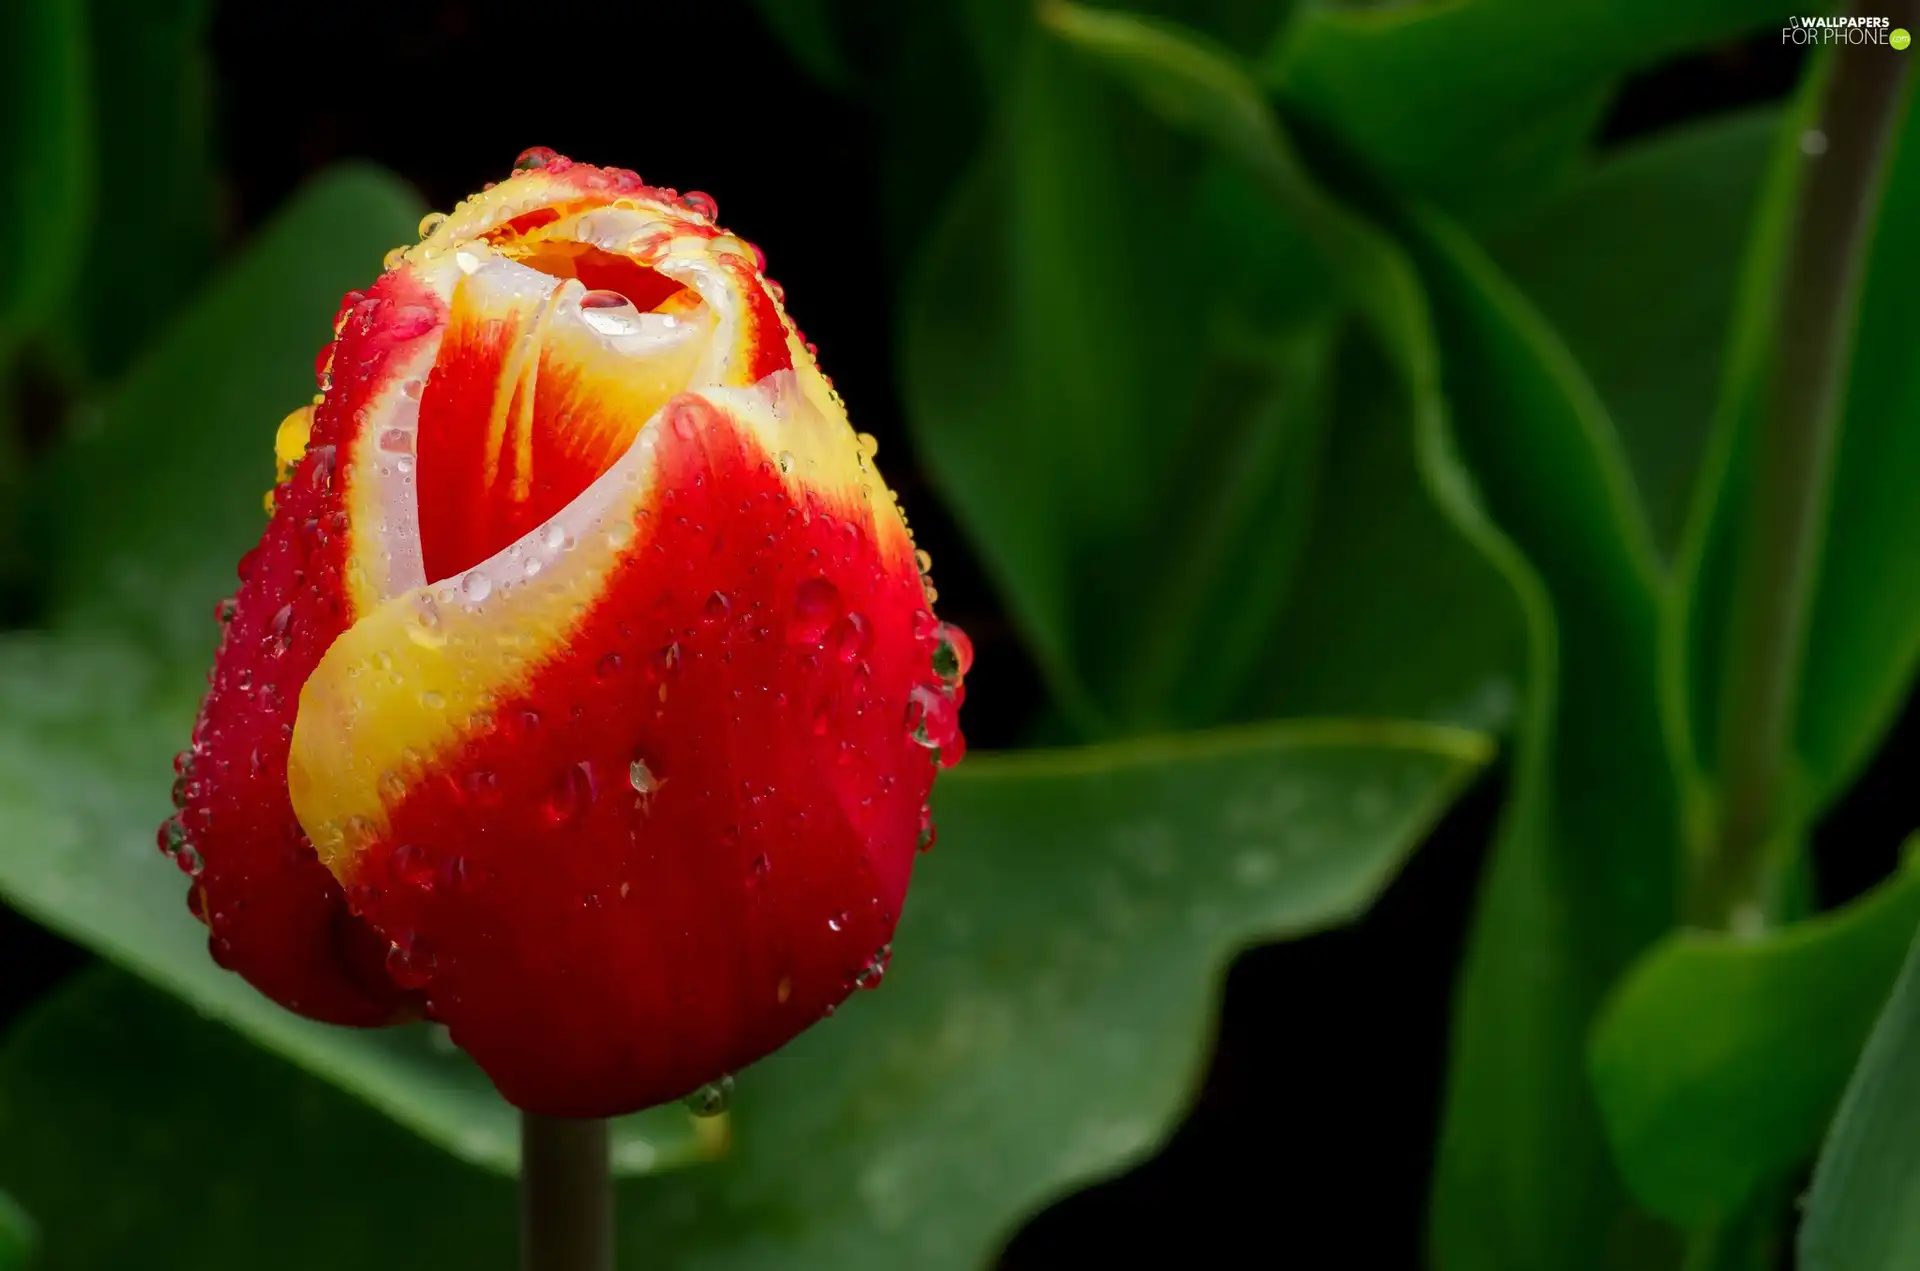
[1782, 15, 1903, 44]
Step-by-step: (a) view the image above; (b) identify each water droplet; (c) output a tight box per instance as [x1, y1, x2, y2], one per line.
[453, 778, 498, 821]
[382, 246, 406, 272]
[461, 571, 493, 603]
[776, 975, 793, 1003]
[748, 852, 771, 882]
[855, 943, 892, 990]
[777, 450, 796, 474]
[157, 817, 189, 856]
[683, 1073, 733, 1117]
[543, 761, 598, 826]
[579, 289, 644, 337]
[703, 591, 731, 623]
[308, 444, 338, 492]
[829, 612, 869, 663]
[402, 378, 424, 401]
[171, 776, 192, 809]
[671, 400, 699, 439]
[174, 843, 204, 877]
[679, 190, 719, 221]
[418, 211, 448, 238]
[654, 642, 683, 676]
[421, 689, 445, 710]
[629, 756, 659, 795]
[455, 249, 483, 274]
[917, 804, 937, 853]
[214, 597, 238, 625]
[266, 603, 295, 656]
[597, 651, 624, 679]
[391, 843, 435, 889]
[907, 684, 962, 761]
[543, 523, 570, 552]
[792, 577, 840, 644]
[828, 910, 848, 933]
[513, 146, 559, 172]
[932, 622, 974, 685]
[386, 937, 435, 989]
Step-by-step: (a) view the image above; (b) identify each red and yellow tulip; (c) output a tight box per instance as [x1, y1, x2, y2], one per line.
[161, 150, 970, 1117]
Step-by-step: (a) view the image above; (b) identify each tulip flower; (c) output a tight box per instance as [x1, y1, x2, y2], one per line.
[161, 150, 970, 1118]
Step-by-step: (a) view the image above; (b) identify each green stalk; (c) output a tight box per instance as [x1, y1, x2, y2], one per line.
[520, 1115, 613, 1271]
[1698, 2, 1916, 928]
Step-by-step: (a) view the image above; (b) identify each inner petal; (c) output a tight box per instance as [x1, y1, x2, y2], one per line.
[415, 250, 714, 583]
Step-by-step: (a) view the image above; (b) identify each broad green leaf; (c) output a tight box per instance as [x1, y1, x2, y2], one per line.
[748, 0, 857, 93]
[1487, 109, 1778, 562]
[60, 0, 220, 381]
[0, 720, 1490, 1270]
[1252, 334, 1524, 731]
[1, 168, 702, 1177]
[1799, 923, 1920, 1271]
[38, 166, 418, 662]
[0, 0, 90, 337]
[1266, 0, 1803, 225]
[1044, 9, 1684, 1268]
[901, 24, 1344, 734]
[0, 631, 706, 1178]
[0, 1190, 31, 1271]
[1591, 846, 1920, 1227]
[1411, 211, 1681, 1271]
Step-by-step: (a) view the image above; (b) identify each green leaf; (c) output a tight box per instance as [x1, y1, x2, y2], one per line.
[1251, 333, 1524, 731]
[1042, 8, 1684, 1267]
[0, 631, 706, 1178]
[38, 166, 417, 663]
[0, 168, 703, 1178]
[0, 0, 91, 338]
[0, 1190, 32, 1271]
[748, 0, 857, 94]
[1266, 0, 1803, 224]
[901, 23, 1345, 734]
[0, 720, 1489, 1270]
[1487, 109, 1778, 562]
[1592, 848, 1920, 1228]
[1799, 921, 1920, 1270]
[60, 0, 220, 381]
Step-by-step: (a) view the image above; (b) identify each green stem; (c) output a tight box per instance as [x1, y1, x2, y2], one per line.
[521, 1115, 613, 1271]
[1698, 2, 1916, 928]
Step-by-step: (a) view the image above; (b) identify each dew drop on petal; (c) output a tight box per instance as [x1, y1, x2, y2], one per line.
[390, 843, 435, 890]
[829, 612, 869, 664]
[628, 756, 659, 796]
[461, 571, 493, 603]
[683, 1073, 733, 1117]
[417, 211, 448, 238]
[855, 943, 893, 990]
[827, 910, 848, 933]
[579, 289, 644, 337]
[932, 622, 974, 685]
[513, 146, 559, 172]
[678, 190, 719, 221]
[791, 577, 840, 644]
[703, 591, 731, 624]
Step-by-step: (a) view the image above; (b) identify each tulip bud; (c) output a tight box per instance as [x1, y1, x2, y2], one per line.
[163, 152, 969, 1117]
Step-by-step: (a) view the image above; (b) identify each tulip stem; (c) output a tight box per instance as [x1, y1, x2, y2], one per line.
[1691, 1, 1916, 929]
[521, 1114, 613, 1271]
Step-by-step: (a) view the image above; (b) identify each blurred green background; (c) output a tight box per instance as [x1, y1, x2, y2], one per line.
[6, 0, 1920, 1268]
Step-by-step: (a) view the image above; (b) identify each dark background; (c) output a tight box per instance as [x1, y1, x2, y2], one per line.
[11, 4, 1911, 1264]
